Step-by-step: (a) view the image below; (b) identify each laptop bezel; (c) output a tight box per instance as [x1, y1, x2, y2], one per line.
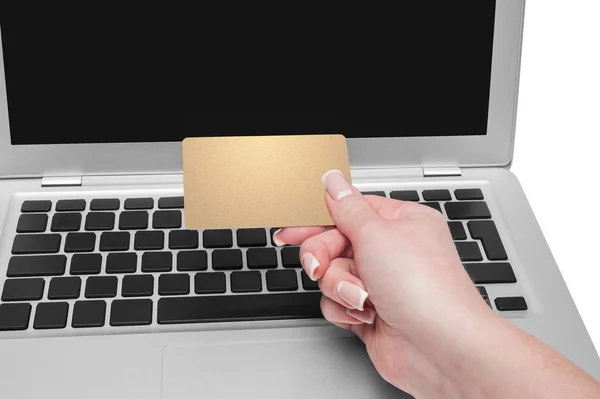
[0, 1, 525, 178]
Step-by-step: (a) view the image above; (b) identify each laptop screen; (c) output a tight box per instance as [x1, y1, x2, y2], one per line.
[1, 2, 497, 145]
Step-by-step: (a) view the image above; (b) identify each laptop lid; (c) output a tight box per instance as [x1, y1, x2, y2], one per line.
[0, 1, 524, 179]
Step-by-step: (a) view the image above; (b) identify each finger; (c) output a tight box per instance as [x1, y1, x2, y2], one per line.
[364, 194, 447, 221]
[299, 229, 352, 281]
[321, 297, 375, 344]
[347, 307, 377, 325]
[322, 170, 380, 242]
[272, 226, 333, 247]
[318, 258, 368, 310]
[320, 296, 364, 326]
[363, 195, 412, 220]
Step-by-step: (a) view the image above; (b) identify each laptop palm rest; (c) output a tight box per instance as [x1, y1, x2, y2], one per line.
[161, 337, 410, 398]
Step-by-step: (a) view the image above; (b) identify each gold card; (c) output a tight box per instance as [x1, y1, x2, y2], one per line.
[182, 134, 351, 229]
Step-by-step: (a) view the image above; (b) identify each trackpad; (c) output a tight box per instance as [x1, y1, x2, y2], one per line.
[162, 337, 410, 398]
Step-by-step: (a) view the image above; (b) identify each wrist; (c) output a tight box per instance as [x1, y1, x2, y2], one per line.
[439, 312, 530, 398]
[394, 305, 511, 399]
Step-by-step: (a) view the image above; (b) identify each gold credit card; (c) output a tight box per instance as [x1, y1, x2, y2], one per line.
[182, 134, 351, 229]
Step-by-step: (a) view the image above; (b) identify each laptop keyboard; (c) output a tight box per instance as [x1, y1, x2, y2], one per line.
[0, 189, 527, 332]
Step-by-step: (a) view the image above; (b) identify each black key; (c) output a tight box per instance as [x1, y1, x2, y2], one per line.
[495, 297, 528, 311]
[266, 270, 298, 292]
[159, 274, 190, 295]
[455, 242, 483, 262]
[12, 234, 61, 254]
[122, 275, 154, 297]
[51, 213, 82, 232]
[455, 189, 484, 201]
[448, 222, 467, 240]
[212, 249, 243, 271]
[85, 212, 115, 231]
[468, 221, 508, 261]
[85, 276, 118, 298]
[445, 202, 491, 220]
[56, 199, 86, 212]
[301, 271, 320, 291]
[1, 278, 45, 301]
[70, 254, 102, 275]
[48, 277, 81, 299]
[237, 228, 267, 247]
[106, 252, 137, 273]
[65, 233, 96, 253]
[153, 210, 181, 229]
[361, 191, 386, 197]
[158, 196, 184, 209]
[177, 250, 208, 271]
[483, 296, 492, 308]
[169, 230, 198, 249]
[72, 300, 106, 328]
[134, 231, 165, 250]
[90, 198, 120, 211]
[33, 302, 69, 329]
[231, 271, 262, 293]
[158, 292, 323, 324]
[99, 232, 130, 251]
[463, 263, 517, 284]
[119, 211, 149, 230]
[195, 273, 226, 294]
[0, 303, 31, 331]
[110, 299, 153, 326]
[390, 190, 420, 202]
[124, 198, 154, 210]
[7, 255, 66, 277]
[141, 252, 172, 272]
[476, 286, 492, 308]
[17, 214, 48, 233]
[281, 247, 302, 268]
[203, 229, 233, 248]
[420, 202, 442, 213]
[247, 248, 278, 269]
[21, 200, 52, 213]
[422, 190, 451, 201]
[270, 228, 283, 246]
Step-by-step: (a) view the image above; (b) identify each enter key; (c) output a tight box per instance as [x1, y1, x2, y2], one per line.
[468, 220, 508, 261]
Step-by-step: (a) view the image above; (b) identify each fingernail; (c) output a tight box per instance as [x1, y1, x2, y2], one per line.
[347, 308, 376, 324]
[301, 252, 320, 281]
[336, 281, 369, 311]
[272, 229, 286, 247]
[321, 170, 353, 200]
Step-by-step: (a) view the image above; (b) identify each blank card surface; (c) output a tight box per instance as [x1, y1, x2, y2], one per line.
[182, 135, 351, 229]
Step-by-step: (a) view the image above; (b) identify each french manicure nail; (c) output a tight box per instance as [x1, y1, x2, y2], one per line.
[272, 229, 286, 246]
[321, 170, 353, 200]
[301, 252, 320, 281]
[337, 281, 369, 311]
[347, 307, 377, 324]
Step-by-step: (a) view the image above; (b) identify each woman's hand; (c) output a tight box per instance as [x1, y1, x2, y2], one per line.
[275, 170, 495, 397]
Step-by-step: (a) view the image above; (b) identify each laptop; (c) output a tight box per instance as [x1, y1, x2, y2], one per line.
[0, 2, 599, 398]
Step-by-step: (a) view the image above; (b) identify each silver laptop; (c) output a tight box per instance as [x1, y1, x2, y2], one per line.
[0, 2, 599, 398]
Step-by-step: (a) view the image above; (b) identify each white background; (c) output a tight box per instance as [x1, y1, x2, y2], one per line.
[512, 0, 600, 355]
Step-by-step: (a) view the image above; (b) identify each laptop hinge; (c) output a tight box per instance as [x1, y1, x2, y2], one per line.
[422, 167, 461, 177]
[352, 167, 424, 180]
[41, 176, 83, 187]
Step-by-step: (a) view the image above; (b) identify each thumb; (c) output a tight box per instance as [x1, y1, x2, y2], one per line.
[321, 170, 379, 242]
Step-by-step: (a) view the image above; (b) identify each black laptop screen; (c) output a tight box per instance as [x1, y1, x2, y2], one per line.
[1, 2, 497, 145]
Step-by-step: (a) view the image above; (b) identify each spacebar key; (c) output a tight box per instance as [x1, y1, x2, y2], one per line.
[158, 293, 323, 324]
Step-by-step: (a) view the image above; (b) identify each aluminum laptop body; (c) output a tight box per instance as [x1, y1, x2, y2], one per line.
[0, 2, 599, 398]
